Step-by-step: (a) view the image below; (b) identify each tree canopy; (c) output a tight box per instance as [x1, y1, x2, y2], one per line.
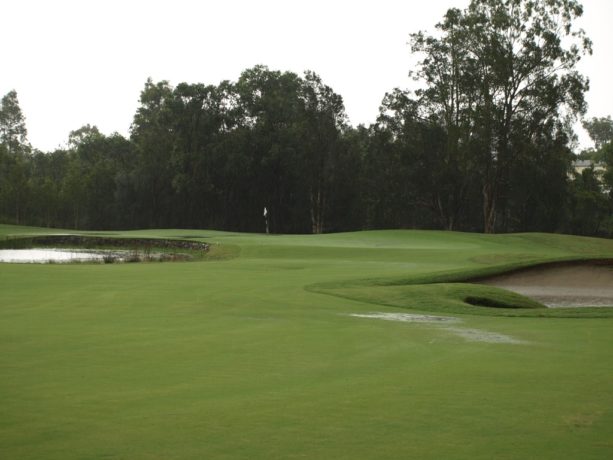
[1, 0, 611, 237]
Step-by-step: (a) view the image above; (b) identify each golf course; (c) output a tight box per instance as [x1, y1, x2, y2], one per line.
[2, 224, 613, 459]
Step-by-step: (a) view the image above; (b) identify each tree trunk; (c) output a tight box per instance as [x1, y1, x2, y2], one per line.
[310, 187, 325, 234]
[15, 197, 19, 225]
[483, 183, 497, 233]
[436, 196, 456, 231]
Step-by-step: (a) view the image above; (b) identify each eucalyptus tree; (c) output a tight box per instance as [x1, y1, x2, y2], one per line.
[569, 166, 610, 235]
[409, 6, 482, 230]
[235, 66, 310, 233]
[165, 82, 220, 227]
[166, 80, 250, 228]
[367, 89, 447, 229]
[130, 79, 176, 227]
[505, 122, 575, 232]
[583, 116, 613, 152]
[0, 90, 31, 223]
[0, 90, 30, 155]
[328, 125, 368, 231]
[411, 0, 591, 232]
[602, 143, 613, 208]
[234, 67, 351, 233]
[58, 126, 133, 229]
[298, 71, 348, 233]
[28, 149, 70, 228]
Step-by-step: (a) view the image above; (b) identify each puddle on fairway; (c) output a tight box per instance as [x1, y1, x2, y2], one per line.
[348, 312, 527, 344]
[349, 312, 460, 323]
[444, 327, 527, 344]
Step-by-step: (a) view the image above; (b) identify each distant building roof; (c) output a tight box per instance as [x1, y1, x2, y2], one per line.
[572, 159, 606, 170]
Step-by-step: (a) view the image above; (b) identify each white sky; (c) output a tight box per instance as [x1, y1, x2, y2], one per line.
[1, 0, 611, 152]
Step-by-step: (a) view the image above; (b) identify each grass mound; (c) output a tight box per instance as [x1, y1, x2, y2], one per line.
[308, 256, 613, 317]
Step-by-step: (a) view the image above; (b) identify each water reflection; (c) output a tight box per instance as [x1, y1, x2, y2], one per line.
[0, 249, 115, 263]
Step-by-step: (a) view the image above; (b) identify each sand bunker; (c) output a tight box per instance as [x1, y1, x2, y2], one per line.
[476, 261, 613, 307]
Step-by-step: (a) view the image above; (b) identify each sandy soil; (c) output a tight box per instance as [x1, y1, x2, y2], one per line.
[476, 262, 613, 307]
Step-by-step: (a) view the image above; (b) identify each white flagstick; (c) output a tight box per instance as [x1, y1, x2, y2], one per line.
[263, 207, 269, 234]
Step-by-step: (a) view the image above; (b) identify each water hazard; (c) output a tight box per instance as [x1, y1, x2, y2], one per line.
[0, 249, 122, 263]
[0, 235, 209, 264]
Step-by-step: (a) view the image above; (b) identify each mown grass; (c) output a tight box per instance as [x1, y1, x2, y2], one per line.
[305, 231, 613, 317]
[308, 257, 613, 318]
[1, 225, 613, 459]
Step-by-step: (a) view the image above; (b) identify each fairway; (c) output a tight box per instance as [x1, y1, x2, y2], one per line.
[2, 225, 613, 459]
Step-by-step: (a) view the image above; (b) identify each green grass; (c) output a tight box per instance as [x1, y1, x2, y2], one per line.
[1, 225, 613, 459]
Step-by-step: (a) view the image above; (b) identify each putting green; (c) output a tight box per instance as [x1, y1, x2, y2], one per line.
[1, 225, 613, 459]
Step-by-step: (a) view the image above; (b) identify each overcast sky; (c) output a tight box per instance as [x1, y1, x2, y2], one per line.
[1, 0, 611, 152]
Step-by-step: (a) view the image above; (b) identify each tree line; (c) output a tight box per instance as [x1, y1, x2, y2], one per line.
[1, 0, 612, 236]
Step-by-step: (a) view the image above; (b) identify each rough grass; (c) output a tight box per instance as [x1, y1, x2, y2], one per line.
[2, 225, 613, 459]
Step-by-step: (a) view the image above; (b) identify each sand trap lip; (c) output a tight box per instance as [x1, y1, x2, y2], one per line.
[474, 260, 613, 308]
[348, 312, 526, 344]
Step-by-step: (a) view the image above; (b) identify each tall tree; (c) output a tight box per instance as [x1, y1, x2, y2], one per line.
[0, 150, 30, 224]
[370, 89, 451, 229]
[409, 8, 480, 230]
[583, 116, 613, 151]
[299, 71, 347, 233]
[411, 0, 591, 232]
[235, 66, 308, 233]
[568, 167, 609, 235]
[0, 90, 31, 223]
[130, 79, 176, 228]
[0, 90, 30, 154]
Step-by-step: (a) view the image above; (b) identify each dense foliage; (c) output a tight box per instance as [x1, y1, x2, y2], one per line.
[1, 0, 612, 235]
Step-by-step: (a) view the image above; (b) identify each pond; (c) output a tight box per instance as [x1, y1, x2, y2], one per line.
[0, 249, 127, 263]
[0, 236, 209, 264]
